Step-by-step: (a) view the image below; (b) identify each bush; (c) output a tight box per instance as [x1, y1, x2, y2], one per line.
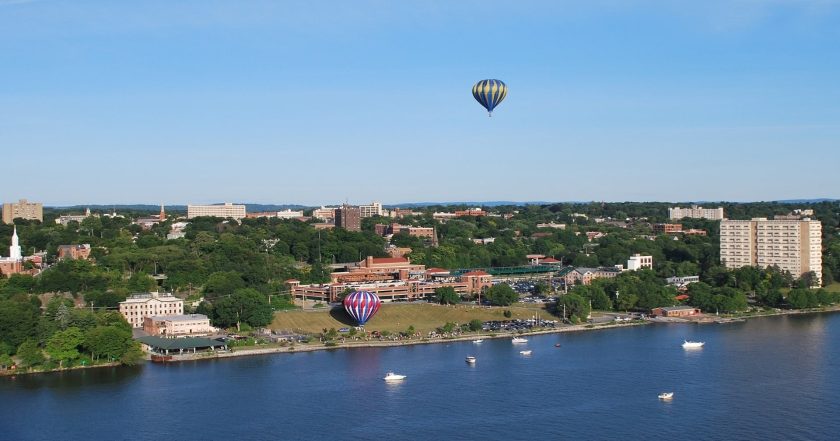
[503, 310, 512, 318]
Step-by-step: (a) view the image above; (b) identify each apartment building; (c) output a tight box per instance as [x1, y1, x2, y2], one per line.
[359, 201, 384, 218]
[2, 199, 43, 224]
[335, 205, 362, 232]
[187, 202, 246, 220]
[669, 205, 724, 220]
[720, 218, 822, 285]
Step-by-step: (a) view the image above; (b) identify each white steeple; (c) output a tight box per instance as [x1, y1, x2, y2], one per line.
[9, 226, 22, 260]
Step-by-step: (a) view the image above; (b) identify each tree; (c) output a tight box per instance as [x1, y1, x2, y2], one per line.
[213, 288, 273, 331]
[486, 283, 519, 306]
[434, 286, 460, 305]
[46, 327, 83, 368]
[557, 293, 590, 323]
[84, 326, 133, 362]
[16, 339, 44, 368]
[0, 300, 40, 351]
[126, 273, 157, 292]
[203, 271, 246, 298]
[468, 319, 483, 332]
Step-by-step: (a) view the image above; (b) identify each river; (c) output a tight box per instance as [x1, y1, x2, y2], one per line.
[3, 312, 840, 440]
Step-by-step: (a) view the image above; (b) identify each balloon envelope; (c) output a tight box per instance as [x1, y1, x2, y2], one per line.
[472, 79, 507, 115]
[343, 291, 381, 326]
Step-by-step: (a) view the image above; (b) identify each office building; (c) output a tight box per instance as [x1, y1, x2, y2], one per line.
[720, 218, 822, 285]
[359, 201, 384, 218]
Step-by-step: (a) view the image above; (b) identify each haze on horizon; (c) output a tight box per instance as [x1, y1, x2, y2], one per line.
[2, 0, 839, 206]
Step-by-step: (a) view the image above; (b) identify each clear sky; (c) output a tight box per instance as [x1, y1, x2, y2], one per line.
[2, 0, 839, 206]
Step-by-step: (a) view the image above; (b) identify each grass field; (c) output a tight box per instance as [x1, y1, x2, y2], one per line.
[270, 303, 554, 334]
[826, 283, 840, 293]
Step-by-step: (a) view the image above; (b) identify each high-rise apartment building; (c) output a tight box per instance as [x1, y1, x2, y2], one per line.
[187, 202, 246, 219]
[669, 205, 724, 220]
[335, 205, 362, 232]
[720, 218, 822, 285]
[2, 199, 43, 224]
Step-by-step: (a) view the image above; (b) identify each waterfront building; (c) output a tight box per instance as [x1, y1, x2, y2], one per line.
[720, 218, 822, 285]
[335, 204, 362, 232]
[119, 292, 184, 328]
[143, 314, 214, 336]
[626, 254, 653, 271]
[2, 199, 43, 224]
[651, 306, 701, 317]
[56, 244, 91, 260]
[668, 205, 724, 220]
[187, 202, 246, 220]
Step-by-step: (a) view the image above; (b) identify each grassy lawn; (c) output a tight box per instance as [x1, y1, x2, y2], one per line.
[270, 303, 554, 335]
[825, 283, 840, 293]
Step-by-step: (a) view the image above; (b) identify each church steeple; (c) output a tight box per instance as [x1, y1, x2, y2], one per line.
[159, 204, 166, 221]
[9, 226, 22, 260]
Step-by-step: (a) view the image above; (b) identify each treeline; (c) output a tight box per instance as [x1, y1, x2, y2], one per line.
[0, 294, 142, 372]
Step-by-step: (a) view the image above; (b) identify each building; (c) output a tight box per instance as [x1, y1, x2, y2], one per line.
[455, 208, 487, 217]
[683, 229, 707, 236]
[143, 314, 214, 336]
[720, 218, 822, 285]
[335, 204, 362, 232]
[666, 275, 700, 288]
[432, 212, 457, 221]
[375, 223, 436, 240]
[564, 267, 622, 286]
[56, 244, 91, 260]
[359, 201, 384, 218]
[134, 204, 167, 230]
[626, 254, 653, 271]
[653, 223, 683, 235]
[668, 205, 724, 220]
[246, 209, 304, 219]
[55, 208, 95, 226]
[187, 202, 246, 220]
[2, 199, 43, 224]
[312, 206, 339, 221]
[651, 306, 701, 317]
[536, 222, 566, 230]
[0, 227, 23, 277]
[119, 292, 184, 328]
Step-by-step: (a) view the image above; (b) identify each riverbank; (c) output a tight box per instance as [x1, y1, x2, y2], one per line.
[0, 361, 121, 377]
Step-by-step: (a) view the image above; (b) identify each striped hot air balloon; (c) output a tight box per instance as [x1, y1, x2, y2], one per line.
[343, 291, 382, 326]
[472, 79, 507, 116]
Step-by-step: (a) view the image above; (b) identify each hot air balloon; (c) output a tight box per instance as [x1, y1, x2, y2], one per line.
[472, 79, 507, 116]
[343, 291, 382, 326]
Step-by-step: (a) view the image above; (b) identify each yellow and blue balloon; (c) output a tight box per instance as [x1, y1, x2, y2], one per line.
[472, 79, 507, 116]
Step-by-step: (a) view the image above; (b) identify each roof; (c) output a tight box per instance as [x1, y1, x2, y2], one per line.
[149, 314, 209, 322]
[136, 336, 225, 351]
[541, 257, 560, 263]
[370, 257, 409, 264]
[425, 268, 449, 274]
[461, 270, 491, 277]
[674, 295, 690, 301]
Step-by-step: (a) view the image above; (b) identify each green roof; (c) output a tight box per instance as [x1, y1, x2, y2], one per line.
[137, 336, 226, 351]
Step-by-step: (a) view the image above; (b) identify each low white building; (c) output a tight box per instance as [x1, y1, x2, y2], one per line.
[119, 292, 184, 328]
[143, 314, 215, 336]
[626, 254, 653, 271]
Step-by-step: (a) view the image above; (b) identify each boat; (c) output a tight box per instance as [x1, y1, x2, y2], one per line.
[472, 339, 484, 344]
[465, 356, 476, 364]
[512, 337, 528, 344]
[658, 392, 674, 400]
[554, 343, 562, 348]
[519, 350, 532, 355]
[383, 372, 406, 381]
[682, 340, 705, 349]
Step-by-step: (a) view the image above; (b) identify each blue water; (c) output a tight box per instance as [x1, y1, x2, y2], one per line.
[3, 313, 840, 440]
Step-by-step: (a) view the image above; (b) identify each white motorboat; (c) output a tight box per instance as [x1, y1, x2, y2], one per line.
[472, 339, 484, 344]
[383, 372, 406, 381]
[658, 392, 674, 400]
[519, 350, 532, 355]
[465, 356, 477, 364]
[682, 340, 705, 349]
[512, 337, 528, 344]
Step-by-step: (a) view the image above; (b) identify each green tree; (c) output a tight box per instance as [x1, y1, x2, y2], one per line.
[203, 271, 246, 298]
[213, 288, 273, 331]
[468, 319, 483, 332]
[84, 326, 133, 362]
[434, 286, 460, 305]
[485, 283, 519, 306]
[557, 293, 590, 323]
[16, 339, 44, 368]
[0, 300, 41, 351]
[46, 327, 83, 368]
[126, 273, 157, 292]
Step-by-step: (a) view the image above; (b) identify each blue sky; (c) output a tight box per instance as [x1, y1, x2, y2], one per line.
[2, 0, 839, 206]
